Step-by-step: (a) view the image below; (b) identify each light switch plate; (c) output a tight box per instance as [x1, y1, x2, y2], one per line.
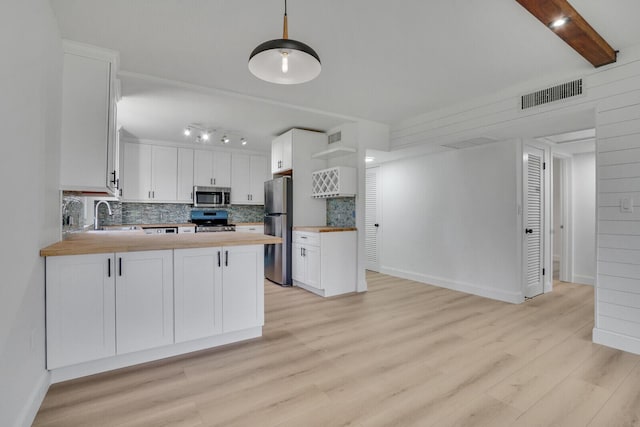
[621, 197, 634, 213]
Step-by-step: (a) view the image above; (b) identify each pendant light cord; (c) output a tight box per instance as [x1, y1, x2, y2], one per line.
[282, 0, 289, 39]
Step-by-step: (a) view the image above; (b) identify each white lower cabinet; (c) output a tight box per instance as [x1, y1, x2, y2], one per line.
[46, 245, 263, 373]
[236, 225, 265, 234]
[115, 250, 174, 354]
[46, 253, 116, 369]
[222, 245, 264, 332]
[174, 247, 223, 343]
[292, 231, 357, 297]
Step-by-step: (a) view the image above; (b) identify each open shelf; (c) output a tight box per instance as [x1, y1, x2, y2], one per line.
[311, 146, 356, 159]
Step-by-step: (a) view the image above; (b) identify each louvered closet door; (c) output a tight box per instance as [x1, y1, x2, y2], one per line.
[524, 146, 545, 298]
[366, 167, 380, 271]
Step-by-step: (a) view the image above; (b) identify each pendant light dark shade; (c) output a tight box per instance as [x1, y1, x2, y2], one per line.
[248, 0, 321, 84]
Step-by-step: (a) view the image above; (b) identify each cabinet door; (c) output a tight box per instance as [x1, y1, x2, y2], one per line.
[281, 133, 293, 171]
[222, 245, 264, 332]
[60, 53, 112, 191]
[46, 254, 116, 369]
[213, 152, 232, 187]
[305, 245, 322, 289]
[174, 248, 223, 343]
[292, 243, 306, 283]
[122, 142, 152, 201]
[177, 147, 194, 202]
[194, 150, 214, 186]
[271, 137, 282, 173]
[116, 250, 173, 354]
[250, 155, 268, 204]
[231, 154, 252, 204]
[151, 145, 178, 201]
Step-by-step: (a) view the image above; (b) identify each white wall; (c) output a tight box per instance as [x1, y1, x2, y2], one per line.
[379, 140, 522, 303]
[572, 152, 596, 285]
[0, 1, 62, 425]
[594, 86, 640, 355]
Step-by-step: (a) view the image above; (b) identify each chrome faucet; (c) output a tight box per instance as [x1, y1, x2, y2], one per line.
[94, 200, 113, 230]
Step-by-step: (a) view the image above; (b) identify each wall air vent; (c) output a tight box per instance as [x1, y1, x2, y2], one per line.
[521, 79, 583, 110]
[442, 137, 497, 150]
[328, 131, 342, 144]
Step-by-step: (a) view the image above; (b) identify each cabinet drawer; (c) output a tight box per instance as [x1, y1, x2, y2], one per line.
[293, 231, 320, 246]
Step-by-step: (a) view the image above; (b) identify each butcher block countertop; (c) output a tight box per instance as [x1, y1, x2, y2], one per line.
[293, 226, 357, 233]
[41, 232, 281, 257]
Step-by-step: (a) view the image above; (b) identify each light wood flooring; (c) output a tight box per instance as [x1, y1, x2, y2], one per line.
[34, 272, 640, 426]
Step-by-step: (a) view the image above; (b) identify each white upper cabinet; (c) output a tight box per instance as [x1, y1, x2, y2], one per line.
[271, 131, 293, 174]
[121, 142, 177, 202]
[60, 41, 120, 194]
[271, 129, 328, 226]
[177, 147, 194, 202]
[194, 150, 231, 187]
[231, 154, 268, 205]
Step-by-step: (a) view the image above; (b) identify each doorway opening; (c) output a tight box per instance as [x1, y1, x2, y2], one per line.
[538, 129, 596, 288]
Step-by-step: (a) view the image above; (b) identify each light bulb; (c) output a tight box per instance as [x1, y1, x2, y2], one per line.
[241, 138, 247, 146]
[549, 17, 568, 28]
[202, 132, 210, 141]
[281, 51, 289, 74]
[184, 128, 191, 136]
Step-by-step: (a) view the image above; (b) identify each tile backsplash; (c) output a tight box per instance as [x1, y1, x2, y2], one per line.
[326, 197, 356, 227]
[62, 192, 355, 235]
[97, 202, 265, 226]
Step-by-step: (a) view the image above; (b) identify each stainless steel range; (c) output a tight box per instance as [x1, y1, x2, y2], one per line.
[190, 209, 236, 232]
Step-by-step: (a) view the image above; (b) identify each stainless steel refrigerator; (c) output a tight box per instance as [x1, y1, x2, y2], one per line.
[264, 176, 293, 286]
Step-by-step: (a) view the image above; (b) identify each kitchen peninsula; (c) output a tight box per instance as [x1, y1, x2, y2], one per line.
[40, 231, 280, 383]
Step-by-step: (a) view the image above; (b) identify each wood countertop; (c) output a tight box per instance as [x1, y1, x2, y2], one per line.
[41, 232, 281, 257]
[293, 226, 357, 233]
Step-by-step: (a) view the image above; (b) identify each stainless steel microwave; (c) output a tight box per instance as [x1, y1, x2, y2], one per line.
[193, 186, 231, 207]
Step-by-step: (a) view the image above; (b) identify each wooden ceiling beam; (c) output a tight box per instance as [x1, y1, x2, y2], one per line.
[515, 0, 617, 67]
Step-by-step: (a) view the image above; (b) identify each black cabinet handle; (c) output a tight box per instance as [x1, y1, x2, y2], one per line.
[374, 223, 379, 227]
[225, 250, 229, 267]
[110, 170, 117, 185]
[217, 251, 221, 267]
[525, 228, 533, 234]
[118, 257, 122, 276]
[107, 258, 111, 277]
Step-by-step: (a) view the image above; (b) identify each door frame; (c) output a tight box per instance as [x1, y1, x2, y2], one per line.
[520, 140, 552, 298]
[551, 153, 574, 285]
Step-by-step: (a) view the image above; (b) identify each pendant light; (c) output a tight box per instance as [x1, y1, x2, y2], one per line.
[248, 0, 321, 84]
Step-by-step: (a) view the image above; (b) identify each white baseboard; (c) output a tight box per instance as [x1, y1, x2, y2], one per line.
[379, 266, 524, 304]
[50, 327, 261, 383]
[573, 274, 595, 286]
[593, 328, 640, 355]
[16, 370, 50, 427]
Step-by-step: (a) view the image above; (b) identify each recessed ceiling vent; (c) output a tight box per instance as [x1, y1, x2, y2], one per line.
[328, 131, 342, 144]
[521, 79, 583, 110]
[442, 137, 497, 150]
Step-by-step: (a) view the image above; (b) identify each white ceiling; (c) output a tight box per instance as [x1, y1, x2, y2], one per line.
[50, 0, 640, 152]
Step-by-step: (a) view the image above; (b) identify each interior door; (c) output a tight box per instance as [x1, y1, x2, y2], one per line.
[524, 145, 545, 298]
[365, 167, 380, 271]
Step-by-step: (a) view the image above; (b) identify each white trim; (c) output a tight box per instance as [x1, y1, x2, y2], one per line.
[50, 327, 261, 383]
[593, 328, 640, 355]
[15, 371, 50, 427]
[380, 266, 524, 304]
[573, 274, 595, 286]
